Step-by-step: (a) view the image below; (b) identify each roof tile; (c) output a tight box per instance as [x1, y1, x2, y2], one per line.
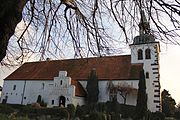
[5, 55, 143, 80]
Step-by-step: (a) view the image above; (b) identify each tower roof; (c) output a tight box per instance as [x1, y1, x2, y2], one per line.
[132, 10, 156, 45]
[133, 34, 155, 45]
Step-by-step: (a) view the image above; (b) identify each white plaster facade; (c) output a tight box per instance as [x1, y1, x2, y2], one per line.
[130, 42, 161, 112]
[0, 71, 85, 107]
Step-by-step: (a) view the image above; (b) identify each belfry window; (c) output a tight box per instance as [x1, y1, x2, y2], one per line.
[138, 49, 143, 60]
[145, 49, 151, 59]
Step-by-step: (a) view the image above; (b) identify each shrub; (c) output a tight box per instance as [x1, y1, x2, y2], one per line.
[151, 111, 165, 120]
[96, 102, 106, 112]
[111, 112, 121, 120]
[57, 108, 70, 119]
[75, 105, 86, 118]
[67, 104, 76, 118]
[174, 111, 180, 119]
[0, 104, 14, 114]
[0, 113, 8, 120]
[88, 112, 105, 120]
[75, 104, 91, 118]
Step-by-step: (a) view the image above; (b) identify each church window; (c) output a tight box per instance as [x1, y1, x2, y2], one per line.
[138, 49, 143, 60]
[145, 49, 151, 59]
[146, 72, 149, 78]
[52, 100, 54, 105]
[60, 80, 63, 85]
[42, 83, 45, 89]
[13, 85, 16, 90]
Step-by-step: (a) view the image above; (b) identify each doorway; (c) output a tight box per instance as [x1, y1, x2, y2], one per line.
[59, 96, 66, 107]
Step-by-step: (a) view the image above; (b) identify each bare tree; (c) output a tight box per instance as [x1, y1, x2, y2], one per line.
[107, 81, 137, 104]
[0, 0, 180, 65]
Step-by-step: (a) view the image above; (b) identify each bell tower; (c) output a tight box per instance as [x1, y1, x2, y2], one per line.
[129, 10, 161, 112]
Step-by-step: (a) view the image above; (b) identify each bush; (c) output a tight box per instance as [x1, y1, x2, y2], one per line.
[67, 104, 76, 118]
[88, 112, 105, 120]
[96, 102, 107, 112]
[174, 111, 180, 119]
[0, 113, 8, 120]
[111, 112, 121, 120]
[75, 104, 91, 118]
[151, 111, 165, 120]
[57, 108, 70, 119]
[0, 104, 15, 114]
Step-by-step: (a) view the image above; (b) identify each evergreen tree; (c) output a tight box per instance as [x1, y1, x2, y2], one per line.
[161, 89, 176, 117]
[133, 70, 147, 120]
[86, 68, 99, 104]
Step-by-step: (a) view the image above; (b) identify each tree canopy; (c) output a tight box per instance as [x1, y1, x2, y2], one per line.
[161, 89, 176, 117]
[0, 0, 180, 65]
[133, 70, 147, 120]
[86, 68, 99, 104]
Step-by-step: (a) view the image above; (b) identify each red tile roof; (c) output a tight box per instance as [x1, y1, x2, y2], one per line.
[71, 80, 87, 97]
[5, 55, 143, 81]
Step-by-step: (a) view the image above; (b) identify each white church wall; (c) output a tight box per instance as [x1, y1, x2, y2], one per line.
[80, 80, 139, 106]
[1, 80, 53, 105]
[22, 80, 53, 105]
[1, 80, 25, 104]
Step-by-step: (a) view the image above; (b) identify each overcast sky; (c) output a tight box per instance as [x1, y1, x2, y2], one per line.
[160, 45, 180, 104]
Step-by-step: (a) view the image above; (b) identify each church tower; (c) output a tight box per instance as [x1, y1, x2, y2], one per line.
[129, 10, 161, 112]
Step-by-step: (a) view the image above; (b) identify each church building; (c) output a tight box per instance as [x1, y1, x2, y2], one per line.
[0, 11, 161, 112]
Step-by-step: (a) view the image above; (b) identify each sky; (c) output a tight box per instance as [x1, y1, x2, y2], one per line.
[160, 45, 180, 104]
[0, 43, 180, 104]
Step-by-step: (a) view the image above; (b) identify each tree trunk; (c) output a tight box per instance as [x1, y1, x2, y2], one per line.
[0, 0, 28, 62]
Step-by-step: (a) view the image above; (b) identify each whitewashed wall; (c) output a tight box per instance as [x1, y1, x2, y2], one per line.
[130, 42, 161, 112]
[80, 80, 139, 106]
[1, 71, 85, 107]
[1, 80, 53, 105]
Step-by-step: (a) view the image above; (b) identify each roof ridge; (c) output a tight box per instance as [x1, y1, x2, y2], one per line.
[24, 54, 131, 64]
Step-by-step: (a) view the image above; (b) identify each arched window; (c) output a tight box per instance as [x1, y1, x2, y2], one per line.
[42, 83, 45, 89]
[13, 85, 16, 90]
[146, 72, 149, 79]
[37, 95, 42, 103]
[60, 80, 63, 85]
[138, 49, 143, 60]
[145, 49, 151, 59]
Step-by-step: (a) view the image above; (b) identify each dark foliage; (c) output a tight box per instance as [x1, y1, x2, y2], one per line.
[161, 89, 176, 117]
[0, 104, 14, 114]
[88, 112, 105, 120]
[75, 105, 90, 118]
[174, 111, 180, 119]
[75, 102, 135, 119]
[86, 69, 99, 104]
[67, 104, 76, 119]
[133, 70, 147, 120]
[150, 111, 165, 120]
